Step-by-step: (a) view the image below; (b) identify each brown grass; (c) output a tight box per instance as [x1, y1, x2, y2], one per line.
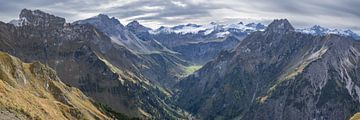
[351, 113, 360, 120]
[0, 52, 110, 120]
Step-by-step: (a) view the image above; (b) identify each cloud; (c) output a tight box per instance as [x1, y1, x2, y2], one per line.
[0, 0, 359, 33]
[171, 1, 187, 7]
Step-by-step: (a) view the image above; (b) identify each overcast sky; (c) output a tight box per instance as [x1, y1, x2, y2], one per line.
[0, 0, 359, 33]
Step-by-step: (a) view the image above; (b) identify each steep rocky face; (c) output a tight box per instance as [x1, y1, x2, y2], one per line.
[126, 20, 153, 41]
[0, 52, 110, 120]
[265, 19, 294, 33]
[73, 15, 170, 54]
[75, 15, 190, 87]
[0, 9, 189, 119]
[19, 9, 65, 28]
[172, 35, 242, 64]
[175, 19, 360, 119]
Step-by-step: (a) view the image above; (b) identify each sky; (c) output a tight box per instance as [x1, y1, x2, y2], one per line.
[0, 0, 359, 33]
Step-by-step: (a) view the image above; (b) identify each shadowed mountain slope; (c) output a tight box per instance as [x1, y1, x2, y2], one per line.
[0, 9, 190, 119]
[175, 19, 360, 120]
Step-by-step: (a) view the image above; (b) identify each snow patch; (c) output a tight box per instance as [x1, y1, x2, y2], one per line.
[149, 22, 266, 35]
[216, 31, 230, 38]
[297, 25, 360, 40]
[9, 17, 29, 27]
[204, 29, 214, 35]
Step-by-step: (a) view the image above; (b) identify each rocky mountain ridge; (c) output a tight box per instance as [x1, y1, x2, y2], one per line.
[175, 19, 360, 120]
[0, 51, 111, 120]
[134, 20, 360, 64]
[74, 14, 191, 87]
[1, 9, 190, 119]
[149, 21, 359, 40]
[297, 25, 360, 40]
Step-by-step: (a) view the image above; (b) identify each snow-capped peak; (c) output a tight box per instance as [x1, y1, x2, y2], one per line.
[297, 25, 328, 34]
[297, 25, 360, 40]
[149, 22, 266, 37]
[149, 23, 211, 35]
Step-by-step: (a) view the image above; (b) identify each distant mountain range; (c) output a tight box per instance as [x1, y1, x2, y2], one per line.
[8, 11, 360, 41]
[147, 21, 360, 64]
[149, 22, 360, 40]
[297, 25, 360, 40]
[1, 9, 190, 119]
[149, 22, 266, 38]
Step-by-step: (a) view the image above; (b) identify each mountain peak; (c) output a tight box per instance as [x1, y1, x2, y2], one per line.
[310, 25, 327, 30]
[19, 9, 65, 27]
[309, 25, 328, 33]
[94, 14, 119, 22]
[266, 19, 294, 33]
[246, 23, 266, 30]
[185, 23, 201, 27]
[92, 14, 120, 24]
[312, 25, 322, 28]
[126, 20, 151, 32]
[74, 14, 124, 28]
[126, 20, 141, 28]
[210, 22, 217, 25]
[128, 20, 140, 25]
[96, 14, 110, 19]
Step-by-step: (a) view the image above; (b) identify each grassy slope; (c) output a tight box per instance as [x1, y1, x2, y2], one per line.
[351, 113, 360, 120]
[184, 65, 202, 75]
[0, 51, 110, 120]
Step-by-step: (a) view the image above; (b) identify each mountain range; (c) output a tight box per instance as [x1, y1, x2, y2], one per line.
[175, 19, 360, 120]
[1, 9, 190, 119]
[0, 9, 360, 120]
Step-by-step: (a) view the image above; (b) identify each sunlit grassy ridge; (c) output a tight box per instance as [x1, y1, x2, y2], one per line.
[185, 65, 202, 75]
[0, 51, 110, 120]
[351, 113, 360, 120]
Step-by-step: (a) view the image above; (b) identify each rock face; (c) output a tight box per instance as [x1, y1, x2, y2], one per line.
[175, 19, 360, 120]
[0, 51, 110, 120]
[73, 14, 172, 54]
[171, 35, 241, 65]
[126, 20, 153, 41]
[74, 15, 190, 87]
[0, 9, 188, 119]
